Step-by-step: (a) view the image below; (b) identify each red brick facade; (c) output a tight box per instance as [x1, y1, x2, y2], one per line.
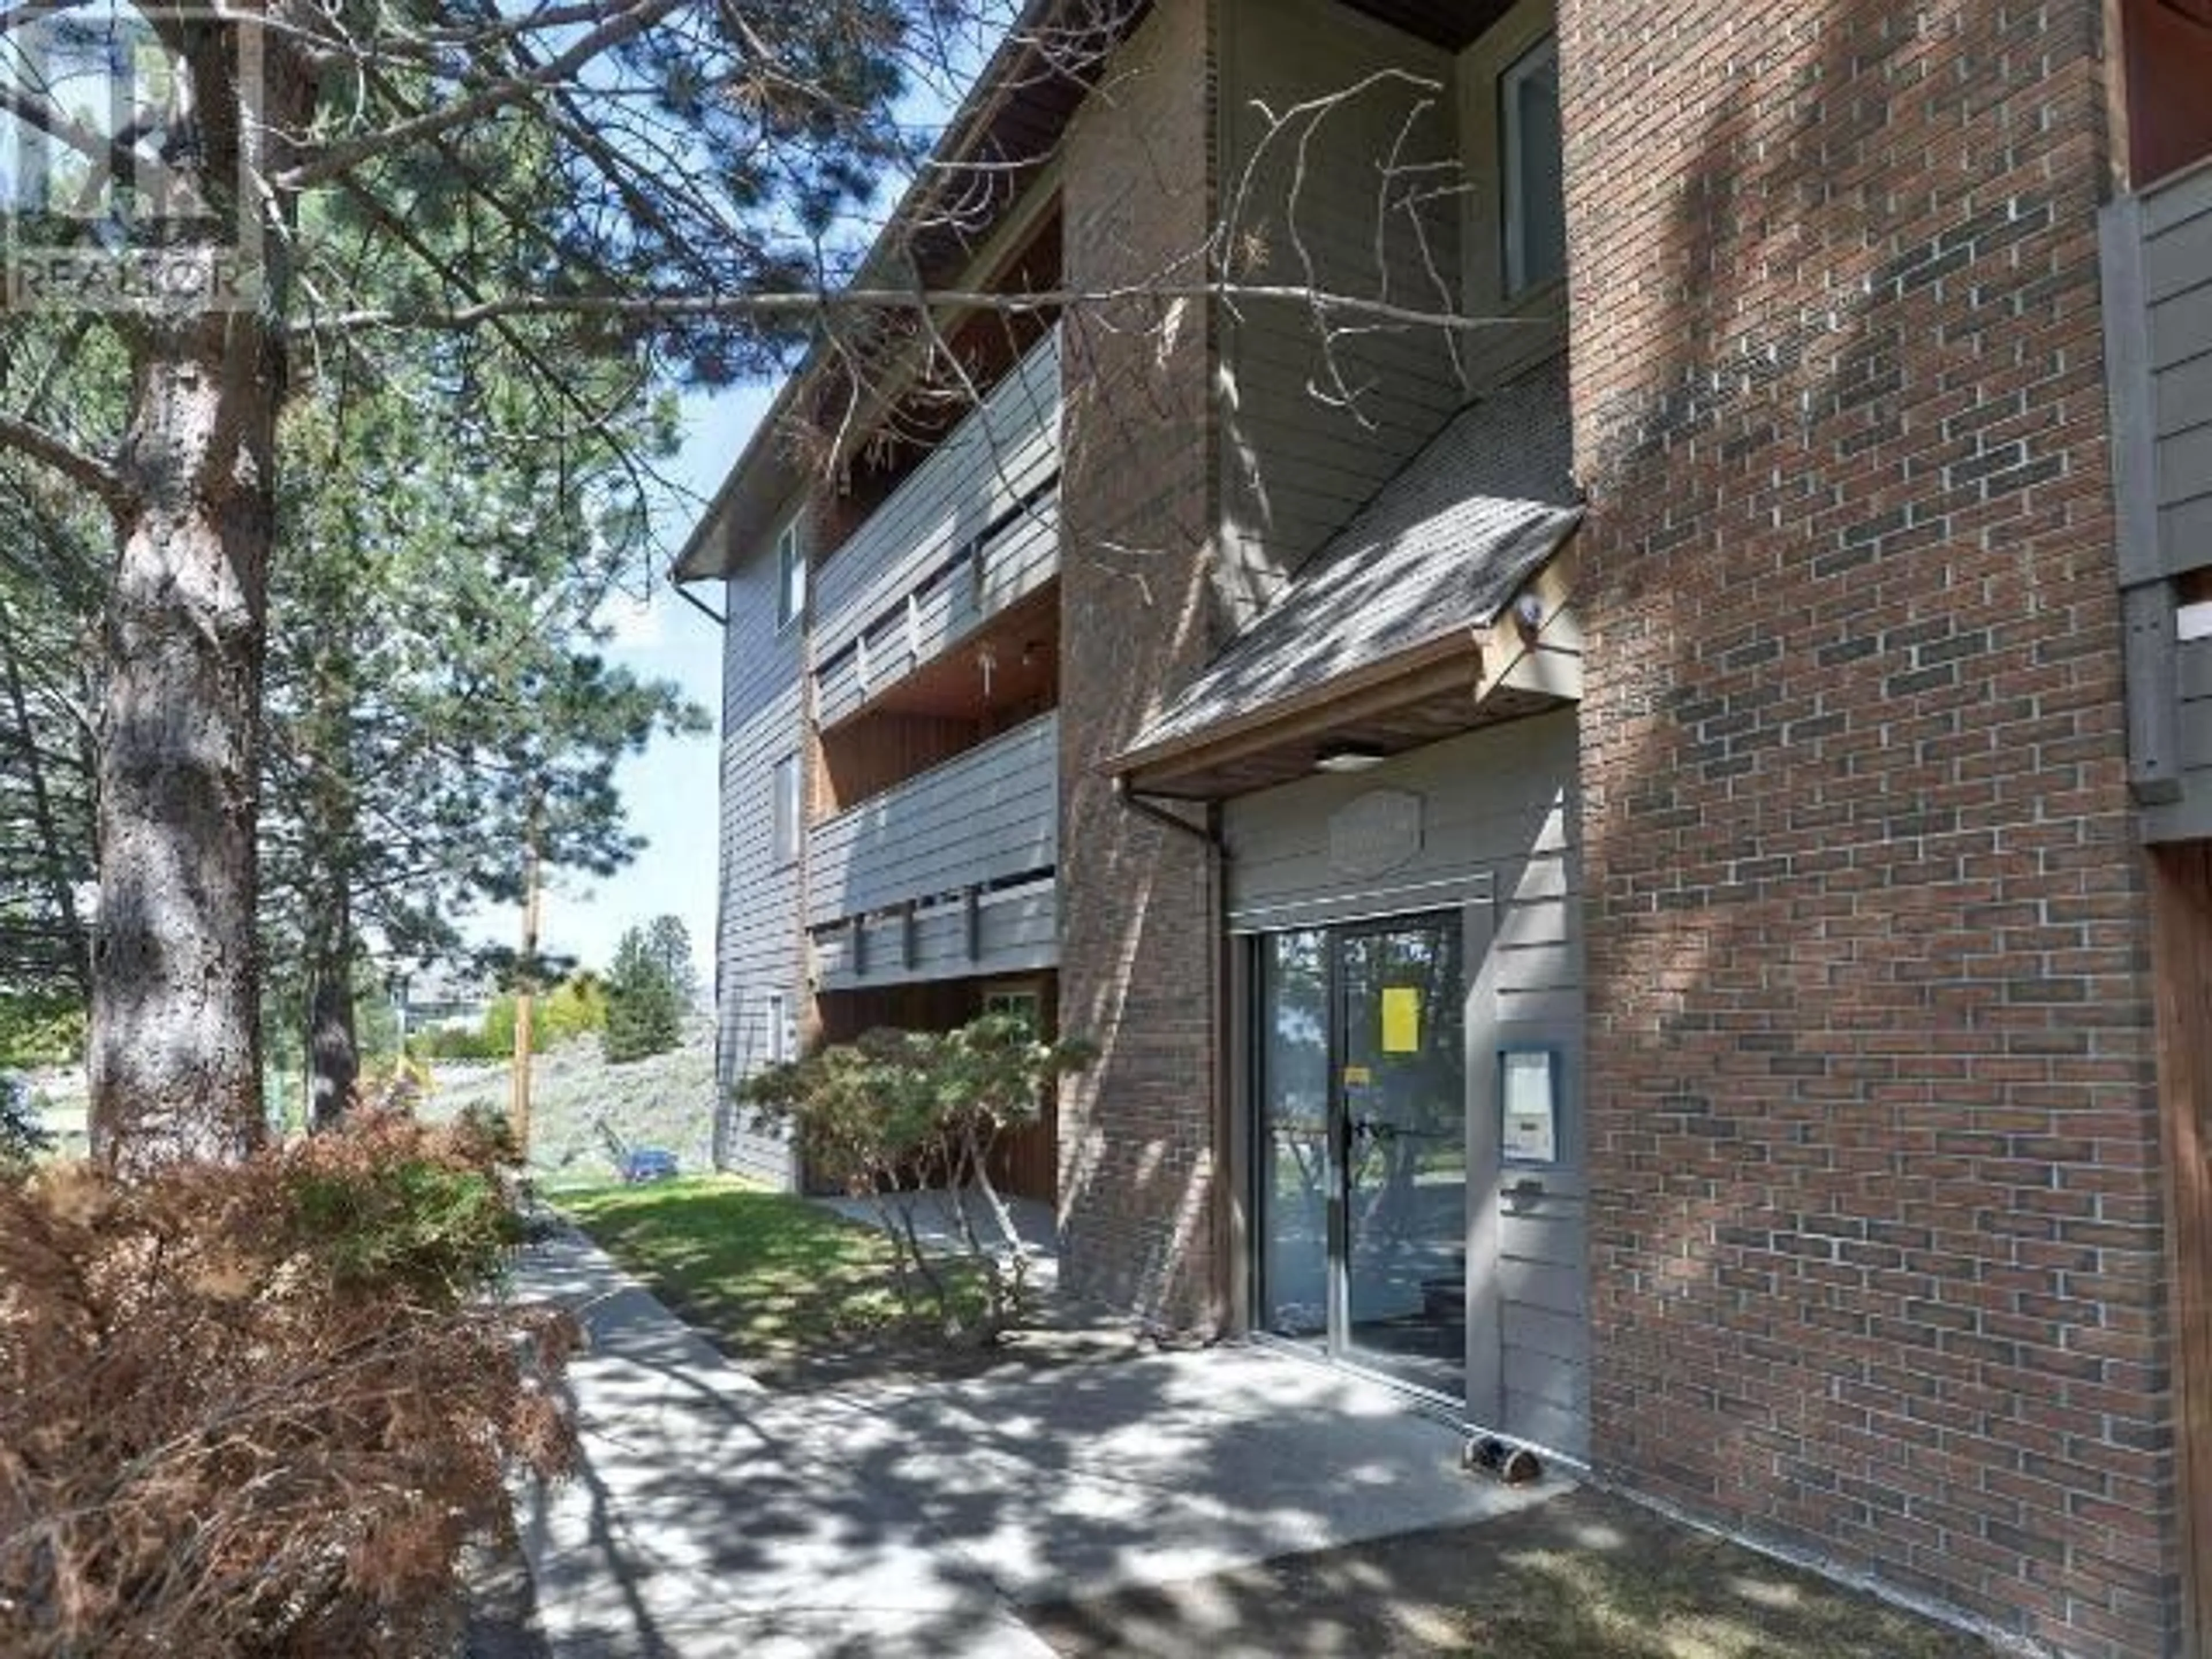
[1560, 2, 2180, 1652]
[1055, 0, 1226, 1323]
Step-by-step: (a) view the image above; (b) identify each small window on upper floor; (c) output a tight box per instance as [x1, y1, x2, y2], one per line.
[764, 990, 791, 1063]
[775, 522, 805, 631]
[1501, 35, 1567, 298]
[771, 753, 800, 866]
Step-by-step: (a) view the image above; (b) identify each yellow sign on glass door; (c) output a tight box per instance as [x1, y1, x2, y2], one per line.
[1381, 986, 1421, 1053]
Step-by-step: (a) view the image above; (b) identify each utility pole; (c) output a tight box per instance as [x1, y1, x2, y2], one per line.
[510, 804, 542, 1158]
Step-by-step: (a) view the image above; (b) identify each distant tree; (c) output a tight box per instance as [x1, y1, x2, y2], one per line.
[602, 927, 684, 1064]
[641, 917, 700, 1016]
[260, 352, 700, 1131]
[0, 431, 101, 1021]
[0, 1073, 52, 1178]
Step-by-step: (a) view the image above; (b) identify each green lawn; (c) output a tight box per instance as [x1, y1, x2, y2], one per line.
[555, 1177, 986, 1382]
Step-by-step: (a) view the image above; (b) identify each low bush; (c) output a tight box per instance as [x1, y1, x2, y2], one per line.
[740, 1014, 1093, 1343]
[0, 1112, 574, 1657]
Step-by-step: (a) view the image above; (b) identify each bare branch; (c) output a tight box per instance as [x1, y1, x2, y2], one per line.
[302, 282, 1546, 337]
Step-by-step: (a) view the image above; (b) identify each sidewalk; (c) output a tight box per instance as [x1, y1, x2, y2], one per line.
[511, 1225, 1562, 1658]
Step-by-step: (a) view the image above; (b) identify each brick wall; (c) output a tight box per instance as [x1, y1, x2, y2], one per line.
[1056, 0, 1226, 1325]
[1560, 2, 2181, 1653]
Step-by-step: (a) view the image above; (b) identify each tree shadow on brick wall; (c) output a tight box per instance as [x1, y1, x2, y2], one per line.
[1566, 0, 2157, 1647]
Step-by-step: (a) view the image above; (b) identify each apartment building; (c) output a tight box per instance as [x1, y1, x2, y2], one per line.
[675, 1, 2212, 1653]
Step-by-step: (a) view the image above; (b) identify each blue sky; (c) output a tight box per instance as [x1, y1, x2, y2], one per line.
[472, 382, 769, 987]
[463, 31, 988, 988]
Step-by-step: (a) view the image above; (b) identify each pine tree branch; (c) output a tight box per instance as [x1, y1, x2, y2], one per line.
[0, 411, 125, 509]
[272, 0, 692, 192]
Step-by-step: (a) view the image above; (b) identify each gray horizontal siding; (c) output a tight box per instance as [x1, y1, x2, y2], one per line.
[815, 490, 1060, 728]
[1226, 713, 1587, 1455]
[805, 713, 1059, 927]
[813, 330, 1062, 669]
[2108, 160, 2212, 841]
[1225, 715, 1573, 934]
[715, 521, 809, 1188]
[1215, 0, 1470, 622]
[813, 880, 1058, 991]
[2147, 159, 2212, 554]
[2111, 159, 2212, 586]
[2177, 638, 2212, 775]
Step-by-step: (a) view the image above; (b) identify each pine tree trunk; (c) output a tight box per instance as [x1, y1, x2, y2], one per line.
[305, 904, 358, 1131]
[302, 582, 361, 1132]
[89, 322, 281, 1174]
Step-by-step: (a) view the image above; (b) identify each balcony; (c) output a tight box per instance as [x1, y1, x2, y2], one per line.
[806, 712, 1058, 990]
[2104, 154, 2212, 840]
[813, 328, 1062, 730]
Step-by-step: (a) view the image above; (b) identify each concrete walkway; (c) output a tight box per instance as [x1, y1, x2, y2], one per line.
[513, 1226, 1564, 1658]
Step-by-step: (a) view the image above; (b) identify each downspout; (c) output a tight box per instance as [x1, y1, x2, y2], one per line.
[1112, 775, 1237, 1340]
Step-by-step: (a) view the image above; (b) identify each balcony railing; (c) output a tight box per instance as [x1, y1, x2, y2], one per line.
[805, 713, 1058, 986]
[812, 329, 1062, 729]
[2103, 154, 2212, 840]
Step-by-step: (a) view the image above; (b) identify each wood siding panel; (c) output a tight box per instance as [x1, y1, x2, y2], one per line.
[2183, 694, 2212, 771]
[2163, 350, 2212, 433]
[2165, 418, 2212, 510]
[2147, 843, 2212, 1659]
[806, 714, 1059, 927]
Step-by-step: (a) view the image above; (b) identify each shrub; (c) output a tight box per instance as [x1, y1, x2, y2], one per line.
[539, 973, 608, 1048]
[0, 1113, 574, 1657]
[741, 1014, 1093, 1342]
[410, 1022, 498, 1063]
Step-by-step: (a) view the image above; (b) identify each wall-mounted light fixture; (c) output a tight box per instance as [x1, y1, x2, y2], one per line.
[1314, 740, 1387, 774]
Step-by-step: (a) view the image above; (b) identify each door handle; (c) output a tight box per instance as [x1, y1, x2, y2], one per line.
[1502, 1176, 1546, 1200]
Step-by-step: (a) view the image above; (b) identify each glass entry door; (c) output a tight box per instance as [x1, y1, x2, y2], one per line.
[1256, 915, 1468, 1400]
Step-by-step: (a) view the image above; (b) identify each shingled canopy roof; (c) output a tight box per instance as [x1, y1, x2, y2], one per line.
[1113, 358, 1583, 799]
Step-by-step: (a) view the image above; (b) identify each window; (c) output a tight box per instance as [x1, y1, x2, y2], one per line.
[775, 522, 805, 630]
[1501, 36, 1566, 297]
[764, 991, 791, 1062]
[771, 753, 800, 866]
[983, 988, 1041, 1036]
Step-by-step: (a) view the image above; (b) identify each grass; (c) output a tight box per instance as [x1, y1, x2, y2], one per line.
[556, 1176, 988, 1383]
[1032, 1488, 1995, 1659]
[1441, 1497, 1994, 1658]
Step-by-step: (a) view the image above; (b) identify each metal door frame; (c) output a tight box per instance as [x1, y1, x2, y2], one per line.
[1251, 908, 1467, 1405]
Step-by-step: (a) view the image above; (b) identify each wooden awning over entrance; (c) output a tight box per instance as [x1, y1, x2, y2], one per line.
[1111, 362, 1584, 801]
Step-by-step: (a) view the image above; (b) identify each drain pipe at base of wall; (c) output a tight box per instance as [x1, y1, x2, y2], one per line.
[1110, 775, 1237, 1344]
